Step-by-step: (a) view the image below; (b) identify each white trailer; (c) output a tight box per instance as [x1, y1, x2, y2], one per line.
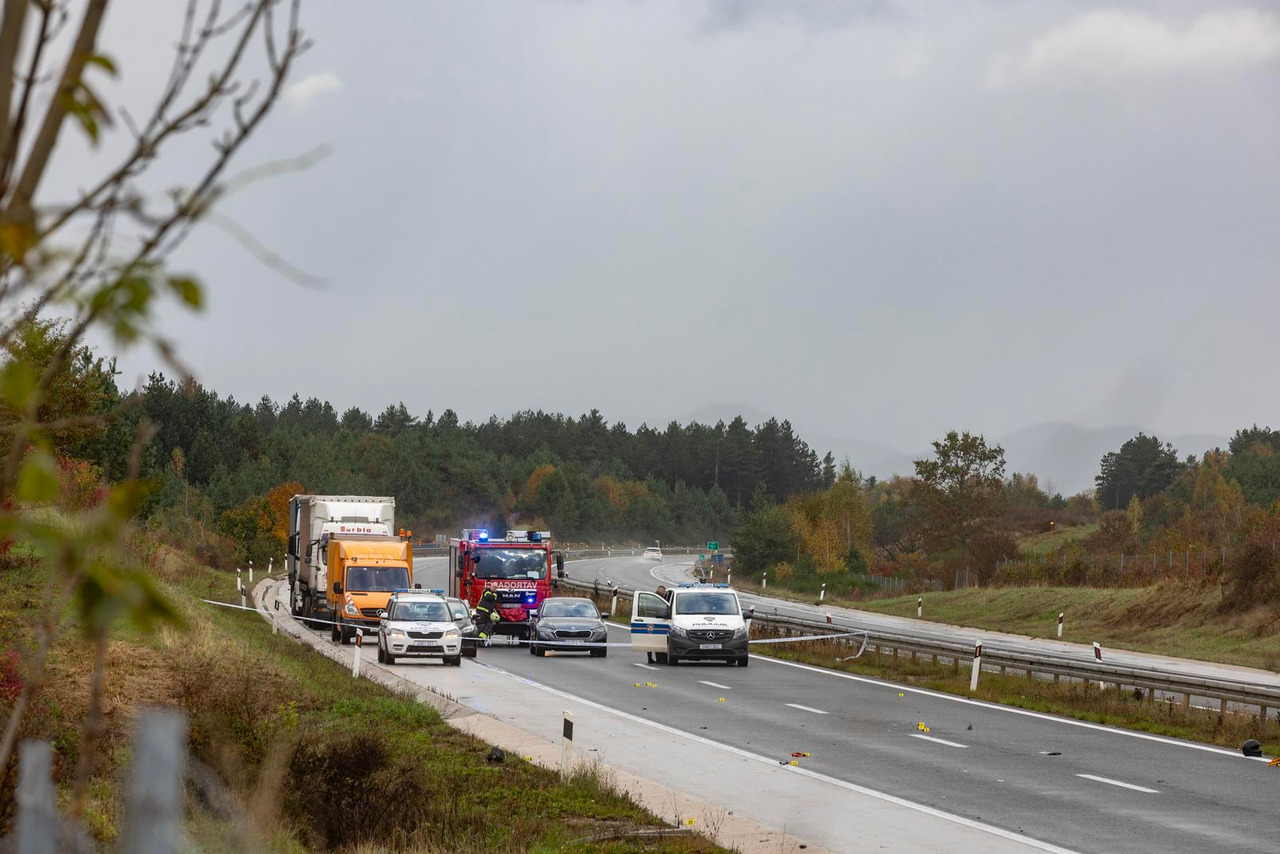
[287, 495, 396, 625]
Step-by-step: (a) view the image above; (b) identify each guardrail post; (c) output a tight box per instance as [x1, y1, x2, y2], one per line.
[121, 709, 187, 854]
[561, 711, 574, 779]
[969, 644, 982, 692]
[16, 741, 56, 854]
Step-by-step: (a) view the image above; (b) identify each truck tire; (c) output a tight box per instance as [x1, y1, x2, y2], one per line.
[289, 582, 301, 617]
[529, 642, 538, 656]
[534, 645, 547, 657]
[654, 652, 668, 665]
[330, 617, 340, 643]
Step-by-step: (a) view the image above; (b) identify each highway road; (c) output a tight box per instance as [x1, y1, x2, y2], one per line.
[557, 553, 1280, 692]
[408, 554, 1280, 854]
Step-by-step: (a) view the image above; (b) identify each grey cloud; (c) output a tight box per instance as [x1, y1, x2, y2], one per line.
[696, 0, 903, 35]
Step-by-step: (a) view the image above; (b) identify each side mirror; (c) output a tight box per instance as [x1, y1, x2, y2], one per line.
[377, 609, 386, 619]
[742, 609, 754, 621]
[551, 578, 559, 590]
[529, 609, 539, 619]
[332, 581, 343, 594]
[414, 583, 422, 589]
[600, 612, 610, 619]
[555, 554, 565, 578]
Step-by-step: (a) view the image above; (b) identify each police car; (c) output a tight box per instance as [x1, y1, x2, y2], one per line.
[629, 582, 750, 666]
[376, 590, 463, 666]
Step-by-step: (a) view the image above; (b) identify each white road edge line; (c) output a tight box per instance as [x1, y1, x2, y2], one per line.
[698, 680, 733, 690]
[911, 737, 967, 747]
[632, 662, 659, 671]
[785, 703, 829, 715]
[467, 657, 1081, 854]
[753, 654, 1272, 761]
[1076, 773, 1159, 794]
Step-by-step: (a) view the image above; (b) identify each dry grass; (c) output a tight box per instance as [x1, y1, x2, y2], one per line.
[854, 582, 1280, 671]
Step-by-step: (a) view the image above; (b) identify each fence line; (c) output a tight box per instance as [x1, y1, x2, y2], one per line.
[997, 546, 1231, 586]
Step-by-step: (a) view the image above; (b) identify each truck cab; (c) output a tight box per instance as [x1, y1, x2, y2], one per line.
[326, 537, 414, 644]
[448, 529, 565, 640]
[630, 583, 751, 667]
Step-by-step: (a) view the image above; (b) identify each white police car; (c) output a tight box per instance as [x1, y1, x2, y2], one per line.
[376, 591, 463, 666]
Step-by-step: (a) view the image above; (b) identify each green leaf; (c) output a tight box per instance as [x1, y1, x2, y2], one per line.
[17, 451, 59, 503]
[166, 276, 203, 309]
[86, 54, 118, 76]
[0, 358, 37, 410]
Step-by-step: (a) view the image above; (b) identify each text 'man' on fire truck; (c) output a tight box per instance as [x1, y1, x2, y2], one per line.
[448, 528, 566, 640]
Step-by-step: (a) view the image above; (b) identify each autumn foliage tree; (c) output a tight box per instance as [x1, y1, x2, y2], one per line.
[911, 431, 1006, 553]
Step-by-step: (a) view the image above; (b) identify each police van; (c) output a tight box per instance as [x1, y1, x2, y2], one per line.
[629, 582, 751, 666]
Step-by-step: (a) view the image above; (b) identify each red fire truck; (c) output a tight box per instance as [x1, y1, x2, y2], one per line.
[448, 528, 565, 639]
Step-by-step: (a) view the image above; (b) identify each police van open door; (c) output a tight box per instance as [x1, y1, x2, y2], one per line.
[631, 591, 670, 661]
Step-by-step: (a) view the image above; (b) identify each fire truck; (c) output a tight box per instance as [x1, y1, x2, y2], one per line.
[448, 529, 565, 639]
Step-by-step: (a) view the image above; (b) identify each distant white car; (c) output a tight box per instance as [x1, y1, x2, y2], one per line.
[643, 546, 663, 561]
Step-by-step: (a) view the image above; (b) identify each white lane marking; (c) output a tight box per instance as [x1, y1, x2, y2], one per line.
[785, 703, 828, 715]
[468, 658, 1081, 854]
[698, 680, 733, 690]
[755, 655, 1273, 762]
[910, 734, 969, 749]
[632, 662, 659, 671]
[1076, 774, 1159, 794]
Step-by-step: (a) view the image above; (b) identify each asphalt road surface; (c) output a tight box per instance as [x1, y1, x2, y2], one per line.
[409, 553, 1280, 854]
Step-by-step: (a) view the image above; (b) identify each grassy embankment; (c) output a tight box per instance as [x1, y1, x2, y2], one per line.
[0, 542, 723, 853]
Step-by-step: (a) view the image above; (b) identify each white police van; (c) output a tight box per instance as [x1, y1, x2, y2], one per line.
[630, 582, 750, 666]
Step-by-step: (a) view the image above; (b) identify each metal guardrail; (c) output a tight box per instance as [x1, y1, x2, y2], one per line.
[560, 577, 1280, 720]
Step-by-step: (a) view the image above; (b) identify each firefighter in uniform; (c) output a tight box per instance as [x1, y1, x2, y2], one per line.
[474, 587, 500, 646]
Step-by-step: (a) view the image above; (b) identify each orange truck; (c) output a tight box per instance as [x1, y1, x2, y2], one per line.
[287, 495, 415, 643]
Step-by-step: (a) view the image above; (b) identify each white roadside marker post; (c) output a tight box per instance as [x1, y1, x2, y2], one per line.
[561, 711, 574, 779]
[1058, 612, 1064, 638]
[917, 597, 923, 619]
[762, 572, 767, 589]
[970, 643, 983, 692]
[353, 629, 364, 677]
[272, 599, 280, 635]
[1093, 641, 1104, 690]
[727, 569, 732, 586]
[268, 557, 273, 576]
[819, 583, 826, 603]
[235, 568, 241, 596]
[249, 560, 254, 585]
[610, 587, 618, 618]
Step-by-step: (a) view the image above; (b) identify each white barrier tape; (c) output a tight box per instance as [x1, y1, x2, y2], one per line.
[749, 630, 868, 645]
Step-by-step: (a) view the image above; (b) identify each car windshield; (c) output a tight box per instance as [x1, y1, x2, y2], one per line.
[474, 548, 547, 579]
[674, 591, 738, 616]
[541, 599, 598, 619]
[345, 566, 410, 592]
[391, 600, 450, 621]
[645, 548, 659, 553]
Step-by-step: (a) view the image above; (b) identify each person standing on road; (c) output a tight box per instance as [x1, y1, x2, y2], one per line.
[474, 587, 500, 646]
[647, 585, 670, 663]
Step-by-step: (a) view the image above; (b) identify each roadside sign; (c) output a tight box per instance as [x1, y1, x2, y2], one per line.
[707, 541, 719, 551]
[713, 554, 724, 564]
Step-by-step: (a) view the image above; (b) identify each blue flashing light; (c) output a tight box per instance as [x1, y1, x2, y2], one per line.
[677, 582, 730, 588]
[477, 530, 489, 540]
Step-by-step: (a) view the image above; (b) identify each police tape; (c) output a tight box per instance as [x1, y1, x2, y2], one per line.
[203, 596, 874, 652]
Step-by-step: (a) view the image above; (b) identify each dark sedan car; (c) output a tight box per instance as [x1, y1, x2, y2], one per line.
[445, 595, 480, 658]
[530, 597, 609, 657]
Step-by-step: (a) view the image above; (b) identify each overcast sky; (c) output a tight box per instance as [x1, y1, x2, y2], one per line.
[65, 1, 1280, 463]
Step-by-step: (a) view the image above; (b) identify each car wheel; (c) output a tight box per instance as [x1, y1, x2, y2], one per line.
[654, 652, 668, 665]
[446, 655, 462, 666]
[590, 648, 607, 658]
[737, 655, 749, 667]
[385, 650, 396, 665]
[666, 653, 679, 666]
[377, 643, 385, 664]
